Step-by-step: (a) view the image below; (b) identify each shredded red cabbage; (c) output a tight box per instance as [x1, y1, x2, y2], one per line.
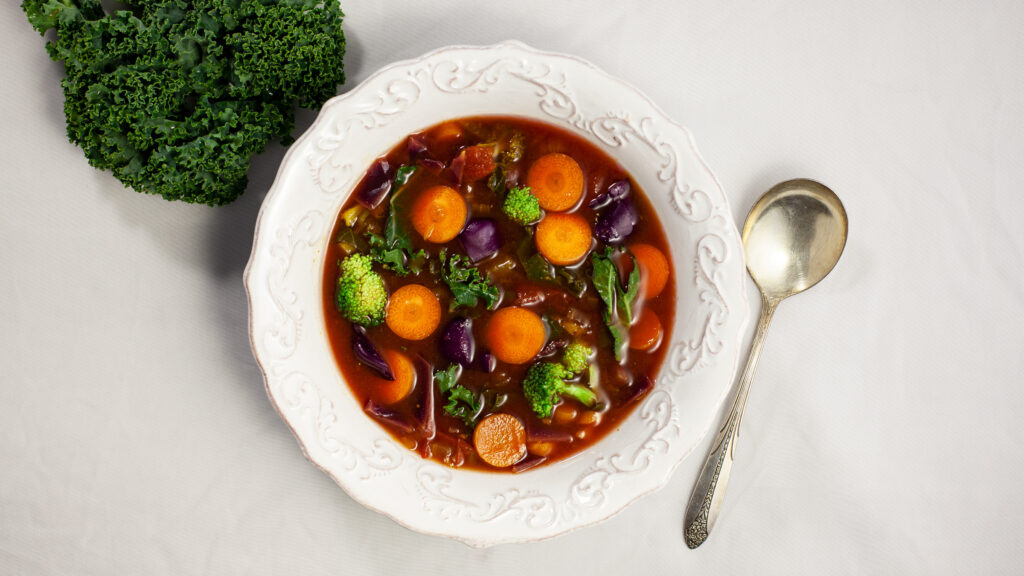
[354, 159, 392, 209]
[351, 325, 394, 380]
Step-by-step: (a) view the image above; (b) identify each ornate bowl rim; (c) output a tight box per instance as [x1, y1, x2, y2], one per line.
[244, 41, 749, 546]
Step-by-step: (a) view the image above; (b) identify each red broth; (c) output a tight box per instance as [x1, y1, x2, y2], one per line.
[323, 116, 675, 471]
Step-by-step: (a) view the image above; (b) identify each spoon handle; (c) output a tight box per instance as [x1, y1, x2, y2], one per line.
[684, 296, 777, 548]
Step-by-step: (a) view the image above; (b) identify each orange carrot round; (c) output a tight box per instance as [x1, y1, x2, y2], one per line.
[526, 153, 584, 211]
[372, 349, 417, 405]
[629, 311, 663, 351]
[485, 307, 547, 365]
[629, 244, 670, 299]
[473, 413, 527, 468]
[386, 284, 441, 341]
[410, 185, 467, 243]
[535, 212, 592, 266]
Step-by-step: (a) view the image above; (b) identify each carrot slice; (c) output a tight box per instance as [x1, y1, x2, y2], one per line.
[410, 185, 467, 243]
[373, 349, 417, 405]
[535, 212, 592, 266]
[386, 284, 441, 341]
[473, 413, 527, 468]
[629, 311, 663, 351]
[431, 122, 464, 146]
[628, 243, 670, 299]
[526, 153, 584, 211]
[485, 306, 546, 365]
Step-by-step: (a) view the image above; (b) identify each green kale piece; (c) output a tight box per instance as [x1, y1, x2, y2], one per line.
[367, 165, 428, 276]
[435, 365, 481, 428]
[591, 247, 641, 361]
[438, 249, 501, 310]
[22, 0, 346, 205]
[486, 131, 524, 196]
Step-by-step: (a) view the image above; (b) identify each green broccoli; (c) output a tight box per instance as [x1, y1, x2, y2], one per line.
[522, 362, 599, 419]
[22, 0, 346, 205]
[502, 186, 542, 225]
[562, 342, 592, 375]
[335, 254, 387, 326]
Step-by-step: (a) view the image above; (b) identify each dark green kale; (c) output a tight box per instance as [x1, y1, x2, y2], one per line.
[617, 253, 641, 324]
[591, 247, 641, 361]
[367, 166, 428, 275]
[391, 164, 418, 189]
[486, 131, 524, 196]
[438, 249, 501, 310]
[434, 365, 481, 428]
[522, 252, 556, 282]
[22, 0, 346, 205]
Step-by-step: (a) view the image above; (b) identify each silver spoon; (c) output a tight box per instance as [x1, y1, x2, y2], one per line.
[683, 179, 848, 548]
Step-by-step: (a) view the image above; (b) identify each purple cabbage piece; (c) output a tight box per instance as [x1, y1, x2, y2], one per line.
[441, 317, 475, 366]
[421, 158, 445, 171]
[448, 152, 466, 186]
[621, 374, 654, 405]
[354, 159, 392, 210]
[364, 400, 415, 433]
[414, 355, 436, 442]
[594, 197, 638, 244]
[408, 137, 447, 172]
[512, 455, 547, 473]
[478, 351, 496, 373]
[459, 218, 500, 263]
[351, 325, 393, 380]
[406, 136, 428, 159]
[539, 337, 568, 357]
[588, 179, 631, 210]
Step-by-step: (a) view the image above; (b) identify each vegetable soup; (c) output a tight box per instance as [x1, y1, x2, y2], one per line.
[323, 116, 675, 471]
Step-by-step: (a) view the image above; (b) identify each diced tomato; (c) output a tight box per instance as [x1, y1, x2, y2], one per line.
[459, 145, 497, 182]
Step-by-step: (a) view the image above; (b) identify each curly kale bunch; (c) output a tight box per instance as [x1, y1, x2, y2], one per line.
[22, 0, 346, 205]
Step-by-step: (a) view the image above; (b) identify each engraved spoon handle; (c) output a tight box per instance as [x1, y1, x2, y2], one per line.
[683, 295, 777, 548]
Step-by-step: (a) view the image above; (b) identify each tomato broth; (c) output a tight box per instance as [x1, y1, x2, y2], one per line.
[323, 116, 676, 471]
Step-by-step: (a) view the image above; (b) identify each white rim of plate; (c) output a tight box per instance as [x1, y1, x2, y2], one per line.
[244, 41, 749, 546]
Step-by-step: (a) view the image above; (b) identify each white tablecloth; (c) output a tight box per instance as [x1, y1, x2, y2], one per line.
[3, 1, 1022, 573]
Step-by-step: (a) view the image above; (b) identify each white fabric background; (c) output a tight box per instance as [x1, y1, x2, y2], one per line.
[2, 1, 1022, 573]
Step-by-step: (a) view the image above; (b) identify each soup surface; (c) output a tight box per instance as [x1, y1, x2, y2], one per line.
[323, 116, 675, 471]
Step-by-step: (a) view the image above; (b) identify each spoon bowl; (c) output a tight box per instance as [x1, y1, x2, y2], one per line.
[743, 179, 848, 300]
[684, 178, 847, 548]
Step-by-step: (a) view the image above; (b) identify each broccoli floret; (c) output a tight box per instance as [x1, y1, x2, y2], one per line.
[335, 254, 387, 326]
[562, 342, 592, 375]
[22, 0, 346, 205]
[502, 186, 542, 225]
[523, 362, 598, 419]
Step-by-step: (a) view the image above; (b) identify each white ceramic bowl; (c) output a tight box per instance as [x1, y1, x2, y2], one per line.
[245, 41, 748, 546]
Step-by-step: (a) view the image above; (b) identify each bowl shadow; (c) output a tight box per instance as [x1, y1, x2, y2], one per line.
[205, 29, 367, 410]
